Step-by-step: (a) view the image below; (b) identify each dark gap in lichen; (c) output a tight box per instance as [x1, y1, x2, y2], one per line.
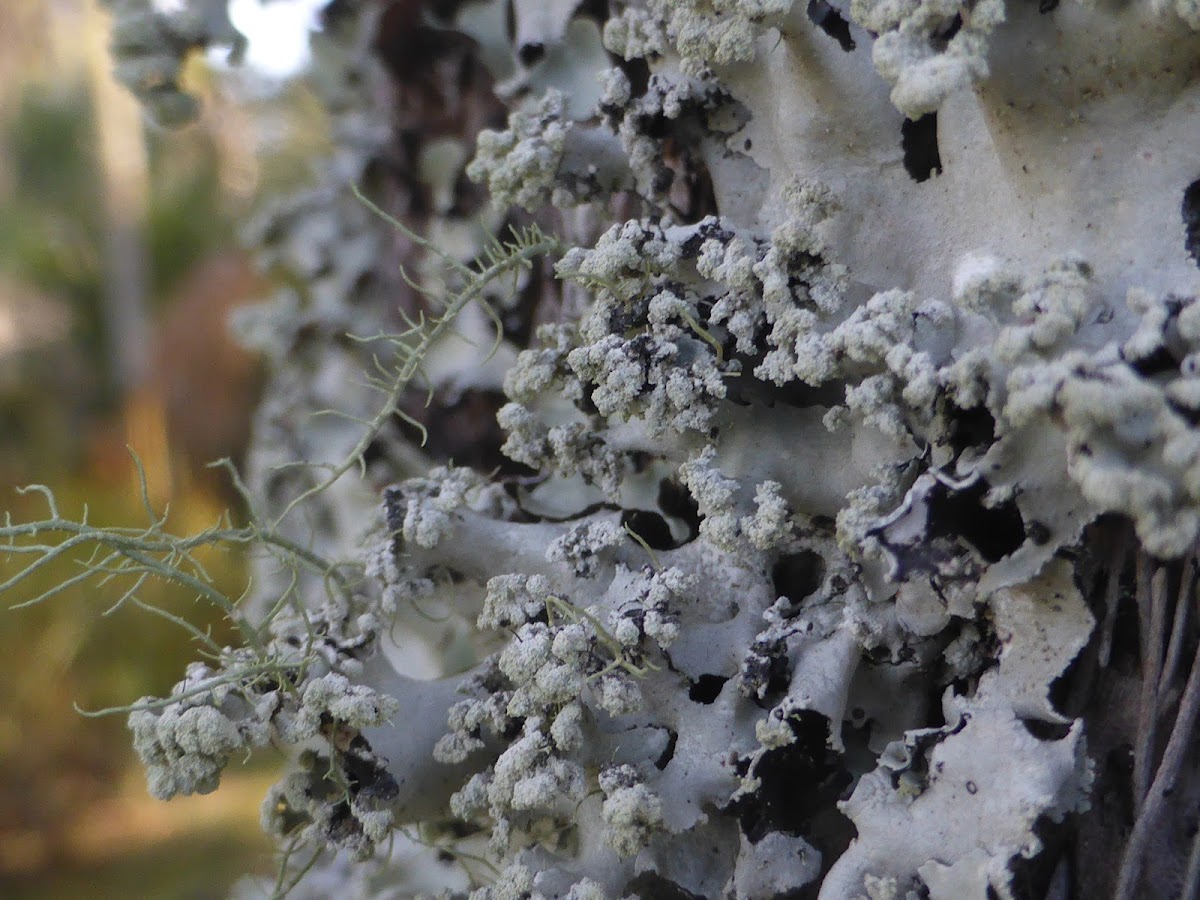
[673, 157, 721, 224]
[1047, 632, 1087, 717]
[321, 0, 357, 28]
[943, 401, 996, 459]
[806, 0, 856, 51]
[1183, 178, 1200, 267]
[500, 716, 524, 741]
[623, 56, 652, 99]
[343, 748, 401, 803]
[497, 218, 559, 346]
[361, 437, 389, 470]
[437, 566, 468, 585]
[373, 0, 475, 83]
[734, 711, 852, 846]
[621, 508, 677, 550]
[503, 0, 516, 43]
[679, 218, 735, 257]
[688, 674, 729, 703]
[1110, 562, 1142, 675]
[901, 114, 942, 183]
[657, 477, 702, 543]
[640, 110, 673, 140]
[1038, 0, 1060, 11]
[517, 41, 545, 67]
[504, 496, 618, 526]
[446, 820, 476, 840]
[774, 887, 822, 900]
[764, 652, 794, 705]
[865, 642, 918, 666]
[1019, 718, 1073, 741]
[575, 383, 601, 418]
[326, 802, 359, 846]
[929, 14, 962, 51]
[745, 376, 846, 409]
[1127, 344, 1179, 378]
[926, 478, 1025, 563]
[623, 873, 705, 900]
[1007, 816, 1074, 900]
[772, 550, 826, 603]
[943, 624, 1001, 705]
[1167, 397, 1200, 426]
[840, 717, 879, 781]
[1098, 744, 1136, 830]
[744, 637, 794, 709]
[425, 0, 472, 22]
[399, 389, 523, 474]
[628, 450, 656, 475]
[654, 729, 678, 770]
[1026, 520, 1052, 545]
[575, 0, 610, 25]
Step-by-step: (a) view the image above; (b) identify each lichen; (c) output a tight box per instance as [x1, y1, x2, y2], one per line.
[849, 0, 1006, 118]
[105, 0, 246, 125]
[22, 1, 1200, 897]
[467, 90, 573, 211]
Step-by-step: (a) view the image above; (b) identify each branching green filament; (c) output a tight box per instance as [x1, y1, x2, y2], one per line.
[544, 594, 660, 678]
[269, 185, 566, 527]
[1, 450, 356, 688]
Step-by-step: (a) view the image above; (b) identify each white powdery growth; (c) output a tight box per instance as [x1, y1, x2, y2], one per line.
[617, 565, 692, 647]
[800, 288, 952, 438]
[599, 765, 666, 856]
[127, 571, 404, 860]
[606, 0, 795, 73]
[129, 694, 258, 800]
[478, 573, 554, 630]
[546, 519, 626, 577]
[131, 655, 403, 859]
[432, 559, 685, 857]
[602, 5, 667, 60]
[848, 0, 1006, 117]
[679, 447, 795, 551]
[598, 64, 738, 199]
[467, 863, 612, 900]
[390, 466, 493, 550]
[496, 402, 626, 498]
[294, 672, 400, 735]
[467, 90, 572, 211]
[567, 329, 728, 433]
[943, 258, 1200, 557]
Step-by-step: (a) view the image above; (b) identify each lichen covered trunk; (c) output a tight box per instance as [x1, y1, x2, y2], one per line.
[91, 0, 1200, 897]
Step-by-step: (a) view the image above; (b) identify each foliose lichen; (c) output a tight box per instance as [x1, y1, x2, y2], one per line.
[56, 1, 1200, 898]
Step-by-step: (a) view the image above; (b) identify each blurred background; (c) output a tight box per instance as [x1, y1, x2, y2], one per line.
[0, 1, 328, 896]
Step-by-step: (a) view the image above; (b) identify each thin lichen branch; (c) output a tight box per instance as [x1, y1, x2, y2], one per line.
[271, 837, 326, 900]
[544, 594, 660, 678]
[623, 521, 662, 570]
[72, 656, 301, 718]
[2, 452, 358, 679]
[266, 186, 565, 527]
